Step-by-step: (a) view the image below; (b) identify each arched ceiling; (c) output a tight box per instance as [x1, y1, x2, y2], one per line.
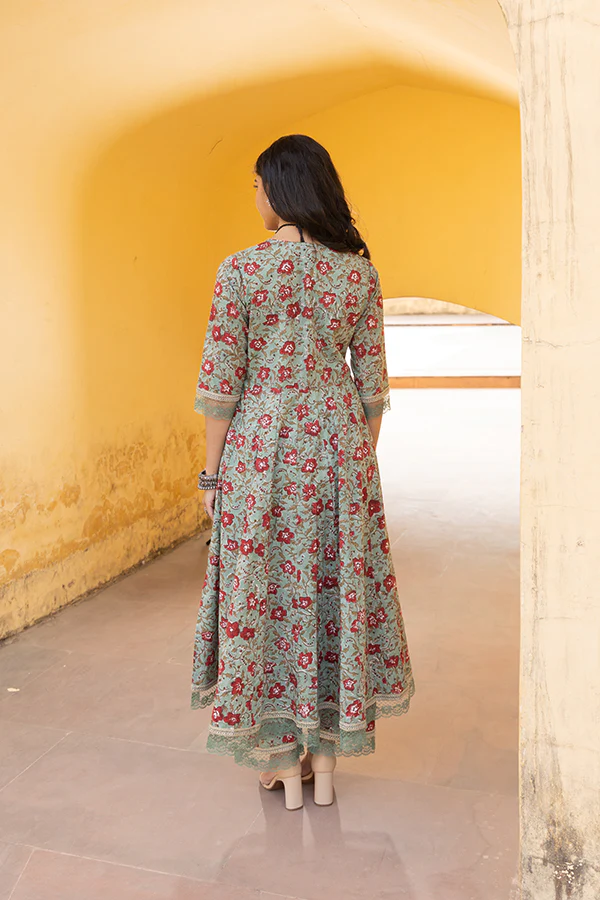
[2, 0, 516, 158]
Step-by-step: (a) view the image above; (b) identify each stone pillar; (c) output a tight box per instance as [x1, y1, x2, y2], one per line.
[497, 1, 600, 897]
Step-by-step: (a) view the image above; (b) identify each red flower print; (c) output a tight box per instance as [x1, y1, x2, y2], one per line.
[201, 630, 214, 642]
[239, 626, 255, 641]
[316, 259, 332, 274]
[366, 721, 375, 733]
[270, 605, 287, 621]
[205, 651, 215, 666]
[223, 712, 241, 725]
[248, 661, 257, 676]
[315, 338, 327, 351]
[385, 656, 400, 668]
[328, 318, 341, 330]
[323, 575, 338, 589]
[320, 292, 336, 307]
[212, 706, 224, 722]
[279, 425, 292, 438]
[324, 650, 339, 663]
[263, 661, 275, 674]
[284, 483, 298, 497]
[277, 527, 294, 544]
[353, 557, 364, 575]
[383, 574, 396, 592]
[250, 336, 267, 351]
[265, 313, 279, 325]
[246, 593, 259, 610]
[376, 608, 388, 623]
[226, 301, 239, 319]
[280, 341, 296, 355]
[324, 544, 336, 560]
[302, 458, 317, 472]
[347, 312, 359, 327]
[311, 498, 324, 515]
[272, 504, 284, 518]
[282, 733, 296, 743]
[304, 354, 316, 370]
[392, 682, 404, 694]
[325, 619, 339, 636]
[347, 269, 361, 284]
[219, 379, 234, 394]
[293, 596, 312, 609]
[252, 289, 269, 306]
[240, 539, 253, 555]
[298, 703, 315, 718]
[298, 651, 313, 669]
[287, 302, 301, 318]
[231, 677, 244, 695]
[278, 259, 294, 274]
[224, 538, 239, 552]
[255, 542, 265, 556]
[344, 678, 357, 691]
[367, 643, 381, 655]
[201, 359, 214, 374]
[268, 683, 286, 699]
[325, 397, 337, 410]
[292, 623, 302, 641]
[278, 365, 293, 381]
[275, 637, 291, 651]
[258, 413, 273, 428]
[255, 457, 269, 472]
[283, 449, 298, 465]
[304, 420, 321, 436]
[213, 281, 223, 297]
[365, 314, 378, 330]
[244, 261, 260, 275]
[224, 621, 240, 638]
[367, 613, 380, 629]
[346, 700, 363, 717]
[296, 404, 310, 420]
[259, 597, 267, 615]
[321, 368, 332, 383]
[302, 306, 313, 318]
[303, 274, 315, 289]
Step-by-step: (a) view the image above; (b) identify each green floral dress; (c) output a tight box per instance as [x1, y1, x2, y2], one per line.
[191, 239, 415, 769]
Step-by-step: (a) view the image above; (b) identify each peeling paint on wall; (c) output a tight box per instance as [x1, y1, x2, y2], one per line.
[0, 422, 210, 638]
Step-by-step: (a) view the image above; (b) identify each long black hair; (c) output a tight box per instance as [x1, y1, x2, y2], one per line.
[254, 134, 370, 260]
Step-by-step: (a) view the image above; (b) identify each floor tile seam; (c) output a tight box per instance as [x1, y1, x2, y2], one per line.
[213, 807, 265, 878]
[2, 844, 219, 885]
[6, 845, 34, 900]
[1, 649, 75, 692]
[0, 733, 71, 795]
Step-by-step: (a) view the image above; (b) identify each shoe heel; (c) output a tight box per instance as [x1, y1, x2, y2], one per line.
[282, 774, 303, 810]
[314, 771, 334, 806]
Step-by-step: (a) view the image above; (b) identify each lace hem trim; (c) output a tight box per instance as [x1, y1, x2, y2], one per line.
[190, 679, 415, 769]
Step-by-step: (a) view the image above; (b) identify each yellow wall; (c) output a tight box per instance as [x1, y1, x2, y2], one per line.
[0, 14, 519, 638]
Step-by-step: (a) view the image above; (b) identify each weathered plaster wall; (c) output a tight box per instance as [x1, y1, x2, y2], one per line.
[498, 1, 600, 896]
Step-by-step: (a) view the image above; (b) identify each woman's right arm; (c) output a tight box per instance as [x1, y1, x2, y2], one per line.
[349, 267, 391, 446]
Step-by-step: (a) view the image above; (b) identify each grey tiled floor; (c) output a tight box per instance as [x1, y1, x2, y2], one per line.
[0, 390, 520, 899]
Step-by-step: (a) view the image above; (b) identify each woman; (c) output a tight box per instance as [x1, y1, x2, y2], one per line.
[191, 134, 414, 810]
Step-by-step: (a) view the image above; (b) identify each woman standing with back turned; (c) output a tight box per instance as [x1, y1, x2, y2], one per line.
[191, 134, 415, 810]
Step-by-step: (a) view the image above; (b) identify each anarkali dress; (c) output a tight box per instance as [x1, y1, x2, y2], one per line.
[191, 235, 415, 770]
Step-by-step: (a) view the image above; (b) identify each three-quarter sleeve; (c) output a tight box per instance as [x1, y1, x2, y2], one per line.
[349, 267, 391, 419]
[194, 257, 249, 421]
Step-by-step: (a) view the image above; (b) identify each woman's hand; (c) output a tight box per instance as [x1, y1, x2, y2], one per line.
[203, 488, 217, 520]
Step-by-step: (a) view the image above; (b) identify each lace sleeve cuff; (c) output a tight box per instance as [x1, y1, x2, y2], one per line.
[194, 387, 241, 420]
[360, 386, 391, 419]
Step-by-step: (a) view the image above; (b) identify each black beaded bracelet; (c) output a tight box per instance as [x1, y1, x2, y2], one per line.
[198, 468, 219, 490]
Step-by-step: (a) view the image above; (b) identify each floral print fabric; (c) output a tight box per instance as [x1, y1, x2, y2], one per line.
[191, 239, 414, 769]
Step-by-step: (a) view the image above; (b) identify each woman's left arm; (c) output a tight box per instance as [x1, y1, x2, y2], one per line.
[194, 257, 248, 517]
